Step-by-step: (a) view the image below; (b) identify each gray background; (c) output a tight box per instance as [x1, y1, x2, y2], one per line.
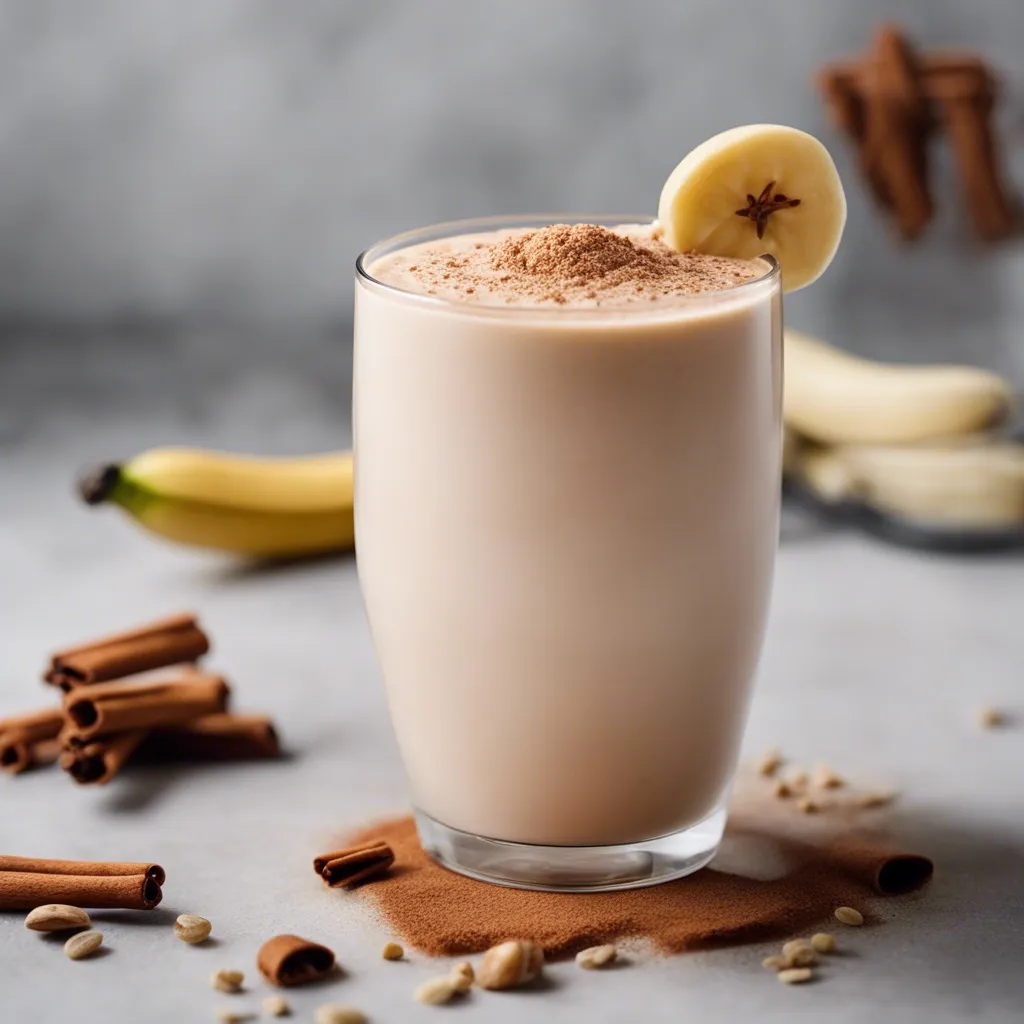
[1, 3, 1023, 1022]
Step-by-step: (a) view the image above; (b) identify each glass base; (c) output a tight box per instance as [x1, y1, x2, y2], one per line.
[414, 805, 727, 892]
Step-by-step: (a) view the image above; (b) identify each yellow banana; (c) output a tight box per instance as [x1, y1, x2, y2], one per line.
[793, 440, 1024, 529]
[80, 448, 354, 557]
[784, 329, 1016, 445]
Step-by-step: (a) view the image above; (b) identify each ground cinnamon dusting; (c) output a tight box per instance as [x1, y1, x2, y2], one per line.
[377, 223, 763, 308]
[339, 812, 932, 959]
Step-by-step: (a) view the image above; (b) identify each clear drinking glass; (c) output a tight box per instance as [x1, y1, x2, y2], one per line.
[354, 215, 782, 891]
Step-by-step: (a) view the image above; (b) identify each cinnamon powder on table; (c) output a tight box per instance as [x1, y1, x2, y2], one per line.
[340, 799, 932, 959]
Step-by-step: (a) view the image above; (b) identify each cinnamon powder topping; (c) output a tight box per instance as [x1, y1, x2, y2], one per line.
[372, 223, 763, 308]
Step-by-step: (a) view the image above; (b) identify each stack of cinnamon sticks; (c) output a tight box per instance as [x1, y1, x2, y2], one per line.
[0, 613, 280, 785]
[817, 24, 1017, 240]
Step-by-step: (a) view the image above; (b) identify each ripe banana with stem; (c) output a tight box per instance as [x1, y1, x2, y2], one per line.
[784, 329, 1016, 445]
[80, 448, 355, 557]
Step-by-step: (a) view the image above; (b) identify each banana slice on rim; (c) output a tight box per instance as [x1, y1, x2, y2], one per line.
[658, 124, 847, 292]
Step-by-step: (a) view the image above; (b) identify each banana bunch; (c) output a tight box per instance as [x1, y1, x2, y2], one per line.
[783, 330, 1023, 537]
[80, 448, 354, 557]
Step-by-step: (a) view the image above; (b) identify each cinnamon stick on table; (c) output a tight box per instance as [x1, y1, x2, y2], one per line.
[62, 673, 230, 742]
[60, 714, 280, 786]
[59, 730, 149, 786]
[862, 25, 932, 239]
[45, 612, 210, 691]
[0, 857, 164, 910]
[140, 714, 281, 763]
[0, 708, 64, 774]
[931, 67, 1017, 239]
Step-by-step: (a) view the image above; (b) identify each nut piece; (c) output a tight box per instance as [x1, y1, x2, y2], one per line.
[175, 913, 212, 944]
[575, 944, 617, 969]
[261, 995, 290, 1017]
[856, 790, 896, 809]
[785, 768, 808, 790]
[758, 748, 783, 776]
[413, 977, 458, 1005]
[834, 906, 864, 926]
[25, 904, 92, 933]
[761, 954, 788, 971]
[211, 968, 245, 993]
[811, 932, 836, 954]
[812, 763, 845, 789]
[64, 930, 103, 960]
[314, 1007, 366, 1024]
[788, 947, 818, 968]
[975, 706, 1006, 729]
[796, 796, 822, 814]
[777, 967, 813, 985]
[449, 961, 474, 992]
[476, 940, 544, 990]
[781, 939, 810, 959]
[381, 941, 404, 961]
[773, 780, 793, 799]
[216, 1011, 253, 1024]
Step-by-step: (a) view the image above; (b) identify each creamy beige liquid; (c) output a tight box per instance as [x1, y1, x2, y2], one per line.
[355, 222, 782, 846]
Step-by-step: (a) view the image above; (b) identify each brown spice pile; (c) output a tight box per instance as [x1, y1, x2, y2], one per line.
[342, 813, 932, 959]
[397, 224, 761, 307]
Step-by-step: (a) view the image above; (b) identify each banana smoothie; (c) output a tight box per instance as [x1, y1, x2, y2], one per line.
[355, 126, 845, 890]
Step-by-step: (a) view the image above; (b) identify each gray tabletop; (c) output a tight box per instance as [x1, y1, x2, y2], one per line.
[2, 330, 1023, 1024]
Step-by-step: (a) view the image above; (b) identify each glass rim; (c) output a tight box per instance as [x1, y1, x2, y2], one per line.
[356, 214, 780, 320]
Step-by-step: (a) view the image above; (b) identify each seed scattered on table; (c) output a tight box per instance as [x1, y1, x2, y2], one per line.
[834, 906, 864, 926]
[778, 967, 814, 985]
[215, 1011, 253, 1024]
[175, 913, 212, 944]
[812, 763, 844, 789]
[476, 939, 544, 990]
[758, 748, 783, 776]
[413, 977, 458, 1005]
[788, 946, 818, 967]
[761, 954, 787, 971]
[449, 961, 474, 992]
[314, 1007, 366, 1024]
[25, 905, 92, 933]
[797, 795, 822, 814]
[262, 995, 290, 1017]
[576, 944, 617, 969]
[773, 780, 793, 799]
[64, 930, 103, 960]
[212, 968, 245, 993]
[975, 706, 1006, 729]
[381, 941, 404, 961]
[811, 932, 836, 954]
[856, 790, 896, 809]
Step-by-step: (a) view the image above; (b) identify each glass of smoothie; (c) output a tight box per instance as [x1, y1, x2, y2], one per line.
[354, 127, 845, 891]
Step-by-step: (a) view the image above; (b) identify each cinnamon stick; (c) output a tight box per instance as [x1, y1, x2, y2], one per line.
[0, 857, 164, 910]
[45, 612, 210, 691]
[314, 840, 394, 888]
[932, 68, 1017, 239]
[862, 25, 932, 239]
[60, 730, 149, 786]
[62, 674, 229, 742]
[60, 715, 281, 785]
[257, 935, 336, 987]
[0, 708, 64, 774]
[820, 52, 990, 96]
[139, 714, 280, 762]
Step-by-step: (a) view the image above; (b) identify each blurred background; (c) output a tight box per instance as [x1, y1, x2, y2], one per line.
[2, 0, 1023, 467]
